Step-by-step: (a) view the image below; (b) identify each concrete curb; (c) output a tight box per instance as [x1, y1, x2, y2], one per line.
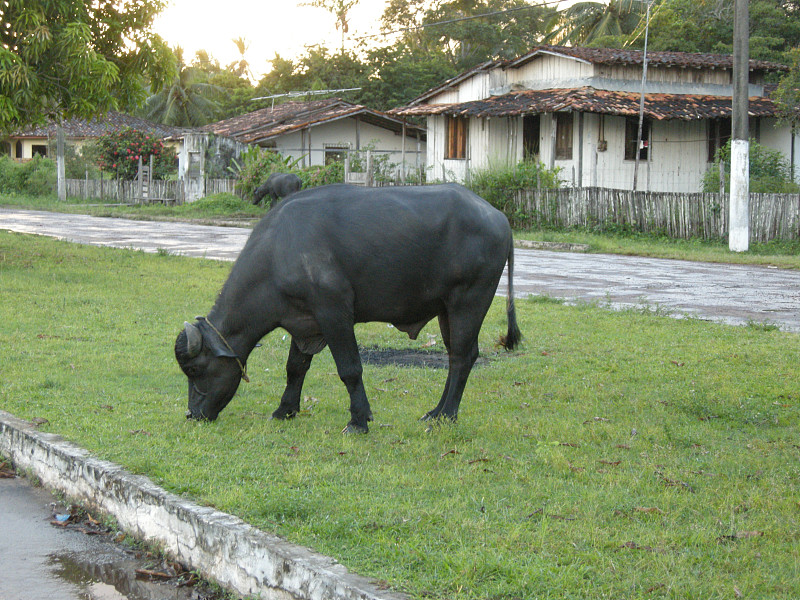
[515, 239, 590, 252]
[0, 410, 409, 600]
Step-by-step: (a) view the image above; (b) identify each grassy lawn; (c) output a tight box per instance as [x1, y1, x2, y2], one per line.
[1, 230, 798, 599]
[2, 192, 799, 269]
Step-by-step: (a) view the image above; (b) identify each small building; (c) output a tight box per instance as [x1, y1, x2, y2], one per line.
[202, 98, 427, 178]
[393, 45, 797, 193]
[2, 112, 186, 161]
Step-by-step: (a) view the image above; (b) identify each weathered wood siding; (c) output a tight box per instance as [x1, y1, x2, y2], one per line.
[511, 187, 800, 241]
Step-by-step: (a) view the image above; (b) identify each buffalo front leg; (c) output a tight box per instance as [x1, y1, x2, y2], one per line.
[271, 338, 313, 420]
[318, 317, 372, 434]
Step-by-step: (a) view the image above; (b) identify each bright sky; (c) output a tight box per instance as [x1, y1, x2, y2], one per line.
[152, 0, 389, 81]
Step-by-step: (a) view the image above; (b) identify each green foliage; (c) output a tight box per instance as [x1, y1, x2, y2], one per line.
[234, 147, 301, 199]
[173, 193, 255, 216]
[0, 155, 56, 196]
[95, 128, 177, 181]
[232, 145, 345, 200]
[703, 139, 800, 193]
[0, 0, 172, 133]
[143, 47, 222, 127]
[545, 0, 647, 46]
[773, 47, 800, 122]
[383, 0, 557, 70]
[467, 160, 563, 216]
[298, 161, 345, 188]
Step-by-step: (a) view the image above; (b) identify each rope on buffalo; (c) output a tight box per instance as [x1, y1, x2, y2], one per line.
[202, 317, 250, 383]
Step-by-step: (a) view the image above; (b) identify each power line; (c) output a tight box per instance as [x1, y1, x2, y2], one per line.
[351, 0, 573, 42]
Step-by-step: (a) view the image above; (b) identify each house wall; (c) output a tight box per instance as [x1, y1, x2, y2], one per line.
[424, 110, 800, 192]
[270, 117, 425, 171]
[5, 138, 51, 160]
[507, 55, 594, 88]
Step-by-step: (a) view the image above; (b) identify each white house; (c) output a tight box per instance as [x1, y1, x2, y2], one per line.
[2, 111, 187, 161]
[202, 98, 426, 179]
[394, 45, 797, 193]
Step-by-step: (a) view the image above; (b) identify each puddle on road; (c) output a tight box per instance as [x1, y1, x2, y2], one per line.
[0, 471, 228, 600]
[49, 550, 197, 600]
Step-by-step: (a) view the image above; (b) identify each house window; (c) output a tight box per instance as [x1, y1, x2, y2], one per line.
[445, 116, 468, 159]
[32, 144, 48, 157]
[523, 115, 540, 159]
[708, 118, 731, 162]
[555, 113, 573, 160]
[324, 144, 349, 165]
[625, 116, 650, 161]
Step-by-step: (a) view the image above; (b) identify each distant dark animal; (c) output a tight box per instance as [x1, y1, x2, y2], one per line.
[175, 183, 521, 433]
[252, 172, 302, 206]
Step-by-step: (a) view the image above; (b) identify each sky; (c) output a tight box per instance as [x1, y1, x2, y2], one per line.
[152, 0, 389, 81]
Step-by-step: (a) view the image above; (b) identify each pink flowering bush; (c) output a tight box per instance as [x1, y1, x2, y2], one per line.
[95, 128, 177, 180]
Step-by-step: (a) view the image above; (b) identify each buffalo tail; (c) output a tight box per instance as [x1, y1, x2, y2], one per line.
[501, 241, 522, 351]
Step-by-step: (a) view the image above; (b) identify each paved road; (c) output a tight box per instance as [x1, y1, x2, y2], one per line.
[1, 207, 798, 332]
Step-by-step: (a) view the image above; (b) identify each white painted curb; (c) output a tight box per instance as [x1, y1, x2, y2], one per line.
[0, 410, 409, 600]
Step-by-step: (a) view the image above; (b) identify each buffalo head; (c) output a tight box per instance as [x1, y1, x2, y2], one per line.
[175, 318, 245, 421]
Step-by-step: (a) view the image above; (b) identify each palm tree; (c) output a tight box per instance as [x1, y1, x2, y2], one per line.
[228, 37, 254, 81]
[144, 48, 221, 127]
[545, 0, 648, 46]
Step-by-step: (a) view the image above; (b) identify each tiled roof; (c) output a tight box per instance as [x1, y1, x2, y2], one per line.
[202, 98, 425, 144]
[392, 87, 786, 121]
[507, 45, 789, 72]
[10, 111, 188, 139]
[402, 45, 789, 107]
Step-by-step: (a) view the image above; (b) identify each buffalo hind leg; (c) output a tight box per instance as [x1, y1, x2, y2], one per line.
[421, 311, 453, 422]
[272, 337, 313, 420]
[423, 292, 490, 424]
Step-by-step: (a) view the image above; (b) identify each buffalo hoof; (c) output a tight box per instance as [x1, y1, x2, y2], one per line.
[271, 408, 298, 420]
[341, 423, 369, 434]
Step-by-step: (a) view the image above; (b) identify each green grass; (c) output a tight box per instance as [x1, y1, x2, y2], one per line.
[0, 191, 266, 223]
[1, 230, 798, 599]
[516, 228, 800, 269]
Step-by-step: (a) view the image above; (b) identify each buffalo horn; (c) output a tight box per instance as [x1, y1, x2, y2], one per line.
[184, 321, 203, 358]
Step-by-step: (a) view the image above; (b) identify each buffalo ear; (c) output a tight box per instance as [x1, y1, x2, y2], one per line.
[184, 321, 203, 358]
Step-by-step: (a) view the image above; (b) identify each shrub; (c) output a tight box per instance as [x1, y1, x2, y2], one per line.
[466, 160, 563, 212]
[233, 146, 344, 199]
[233, 147, 304, 200]
[703, 139, 800, 193]
[95, 128, 177, 181]
[0, 155, 57, 196]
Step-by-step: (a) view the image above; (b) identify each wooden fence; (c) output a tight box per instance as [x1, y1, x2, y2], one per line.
[63, 177, 799, 241]
[64, 178, 238, 204]
[511, 187, 800, 241]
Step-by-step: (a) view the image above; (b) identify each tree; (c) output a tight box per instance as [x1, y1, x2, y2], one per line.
[544, 0, 647, 47]
[0, 0, 172, 132]
[772, 47, 800, 122]
[304, 0, 361, 52]
[143, 48, 222, 127]
[228, 37, 254, 81]
[361, 46, 458, 110]
[382, 0, 556, 70]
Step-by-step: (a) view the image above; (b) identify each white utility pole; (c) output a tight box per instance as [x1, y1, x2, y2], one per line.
[56, 125, 66, 202]
[729, 0, 750, 252]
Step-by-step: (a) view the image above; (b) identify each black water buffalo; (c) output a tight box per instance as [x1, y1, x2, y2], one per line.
[175, 183, 521, 433]
[253, 172, 302, 206]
